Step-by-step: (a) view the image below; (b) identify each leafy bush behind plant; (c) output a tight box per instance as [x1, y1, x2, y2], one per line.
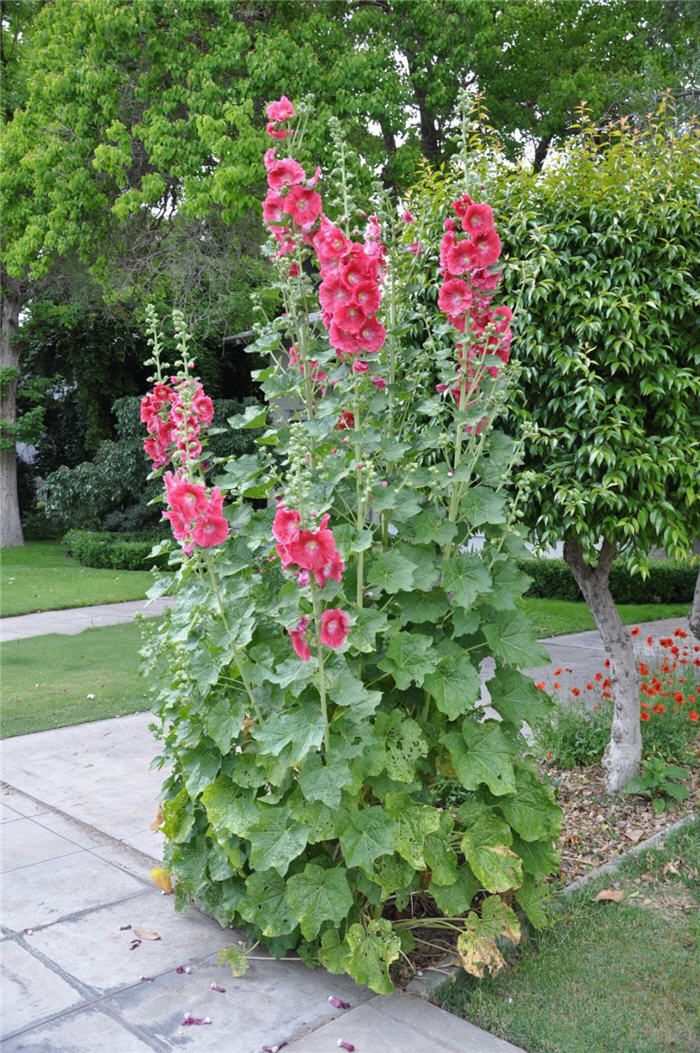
[63, 529, 169, 571]
[519, 557, 696, 605]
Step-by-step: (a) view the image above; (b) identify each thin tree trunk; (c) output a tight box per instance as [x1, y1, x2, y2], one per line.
[689, 566, 700, 639]
[1, 275, 24, 547]
[563, 537, 641, 792]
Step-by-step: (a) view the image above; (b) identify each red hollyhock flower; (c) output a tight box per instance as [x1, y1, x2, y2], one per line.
[445, 239, 474, 275]
[467, 229, 501, 267]
[320, 608, 349, 649]
[287, 617, 311, 661]
[267, 157, 306, 191]
[192, 508, 229, 548]
[284, 185, 322, 226]
[357, 316, 386, 352]
[462, 202, 495, 235]
[288, 528, 337, 570]
[438, 278, 472, 318]
[168, 481, 209, 520]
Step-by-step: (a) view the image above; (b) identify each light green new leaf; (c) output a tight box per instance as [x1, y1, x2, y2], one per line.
[201, 776, 258, 837]
[339, 806, 398, 873]
[286, 863, 354, 940]
[461, 815, 523, 893]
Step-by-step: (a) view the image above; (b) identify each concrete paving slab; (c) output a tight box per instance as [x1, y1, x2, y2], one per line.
[0, 787, 50, 818]
[1, 940, 84, 1038]
[3, 1007, 158, 1053]
[0, 714, 164, 854]
[102, 952, 372, 1052]
[1, 817, 84, 873]
[1, 850, 147, 931]
[0, 800, 24, 822]
[26, 891, 243, 994]
[285, 994, 525, 1051]
[0, 598, 174, 642]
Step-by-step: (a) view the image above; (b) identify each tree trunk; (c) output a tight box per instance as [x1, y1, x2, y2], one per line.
[689, 566, 700, 639]
[563, 537, 641, 792]
[1, 275, 24, 548]
[533, 134, 553, 173]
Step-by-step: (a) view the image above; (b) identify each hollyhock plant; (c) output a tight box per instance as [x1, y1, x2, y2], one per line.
[142, 96, 563, 999]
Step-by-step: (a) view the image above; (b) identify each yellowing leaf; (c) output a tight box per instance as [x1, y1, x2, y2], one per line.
[149, 867, 173, 894]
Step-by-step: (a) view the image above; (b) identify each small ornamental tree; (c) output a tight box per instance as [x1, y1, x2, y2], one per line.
[493, 105, 699, 792]
[140, 98, 562, 993]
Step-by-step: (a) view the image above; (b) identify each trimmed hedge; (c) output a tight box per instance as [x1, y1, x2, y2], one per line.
[519, 557, 697, 605]
[63, 530, 169, 571]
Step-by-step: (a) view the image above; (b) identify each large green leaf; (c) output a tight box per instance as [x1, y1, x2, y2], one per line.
[367, 550, 417, 594]
[351, 608, 390, 652]
[345, 919, 402, 994]
[375, 711, 429, 782]
[161, 789, 194, 844]
[395, 588, 449, 626]
[488, 557, 533, 610]
[461, 485, 508, 526]
[297, 752, 352, 810]
[423, 833, 459, 886]
[180, 748, 221, 799]
[411, 507, 458, 546]
[252, 703, 325, 761]
[442, 721, 516, 796]
[378, 630, 436, 689]
[457, 895, 521, 978]
[386, 794, 441, 870]
[513, 833, 561, 880]
[201, 776, 258, 837]
[482, 609, 550, 667]
[441, 554, 492, 609]
[326, 666, 382, 716]
[339, 806, 398, 873]
[516, 874, 554, 930]
[248, 807, 309, 875]
[424, 647, 481, 720]
[204, 697, 245, 754]
[239, 869, 295, 937]
[429, 865, 480, 916]
[285, 863, 354, 940]
[461, 815, 523, 893]
[486, 666, 554, 729]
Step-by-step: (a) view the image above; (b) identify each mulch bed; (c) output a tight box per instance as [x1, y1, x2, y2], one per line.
[546, 759, 700, 886]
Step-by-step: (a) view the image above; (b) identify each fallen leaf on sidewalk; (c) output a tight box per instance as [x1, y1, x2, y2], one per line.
[150, 867, 173, 894]
[133, 927, 161, 940]
[594, 889, 624, 903]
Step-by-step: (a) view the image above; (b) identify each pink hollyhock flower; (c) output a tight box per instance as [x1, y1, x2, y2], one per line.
[320, 608, 349, 649]
[470, 266, 502, 292]
[273, 505, 301, 544]
[288, 616, 311, 661]
[467, 229, 501, 267]
[314, 218, 349, 261]
[177, 435, 203, 462]
[164, 507, 191, 542]
[402, 209, 415, 223]
[353, 360, 370, 374]
[289, 263, 300, 278]
[267, 95, 296, 122]
[192, 388, 214, 425]
[168, 481, 209, 520]
[408, 240, 423, 256]
[266, 123, 287, 139]
[267, 158, 306, 191]
[439, 231, 456, 272]
[276, 542, 295, 568]
[264, 147, 277, 171]
[352, 280, 381, 314]
[491, 305, 513, 332]
[334, 303, 366, 334]
[155, 417, 177, 446]
[319, 277, 352, 313]
[451, 194, 472, 217]
[438, 279, 472, 318]
[357, 316, 386, 352]
[315, 548, 344, 589]
[371, 376, 387, 390]
[462, 202, 494, 234]
[193, 507, 229, 548]
[263, 192, 287, 225]
[329, 322, 365, 356]
[446, 239, 474, 275]
[343, 256, 373, 287]
[444, 217, 457, 231]
[336, 410, 355, 430]
[284, 185, 322, 226]
[144, 436, 169, 467]
[288, 528, 337, 570]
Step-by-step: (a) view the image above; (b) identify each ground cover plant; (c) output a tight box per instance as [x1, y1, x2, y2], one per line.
[0, 621, 149, 737]
[436, 817, 700, 1053]
[0, 541, 154, 617]
[516, 598, 691, 640]
[141, 97, 565, 993]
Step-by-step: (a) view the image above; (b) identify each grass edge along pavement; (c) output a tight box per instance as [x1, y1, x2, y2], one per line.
[435, 815, 700, 1053]
[0, 541, 155, 617]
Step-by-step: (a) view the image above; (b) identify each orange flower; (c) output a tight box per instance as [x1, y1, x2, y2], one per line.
[652, 703, 667, 714]
[674, 692, 685, 704]
[586, 682, 594, 690]
[571, 687, 580, 697]
[630, 626, 640, 636]
[553, 667, 563, 676]
[689, 710, 698, 723]
[646, 636, 654, 646]
[595, 672, 603, 682]
[604, 658, 611, 668]
[640, 712, 651, 721]
[536, 682, 545, 690]
[639, 663, 649, 676]
[553, 681, 561, 690]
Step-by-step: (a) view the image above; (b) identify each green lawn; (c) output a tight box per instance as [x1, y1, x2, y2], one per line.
[1, 541, 155, 616]
[0, 621, 150, 737]
[519, 597, 690, 639]
[437, 818, 700, 1053]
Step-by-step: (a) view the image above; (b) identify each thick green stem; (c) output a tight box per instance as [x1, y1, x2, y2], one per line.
[310, 579, 330, 751]
[353, 384, 365, 608]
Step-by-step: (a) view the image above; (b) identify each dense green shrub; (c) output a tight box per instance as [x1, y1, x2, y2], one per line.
[63, 529, 169, 571]
[519, 557, 696, 605]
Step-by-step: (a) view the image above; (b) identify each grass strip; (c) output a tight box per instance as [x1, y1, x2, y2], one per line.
[0, 621, 150, 738]
[518, 597, 691, 638]
[1, 542, 154, 616]
[437, 818, 700, 1053]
